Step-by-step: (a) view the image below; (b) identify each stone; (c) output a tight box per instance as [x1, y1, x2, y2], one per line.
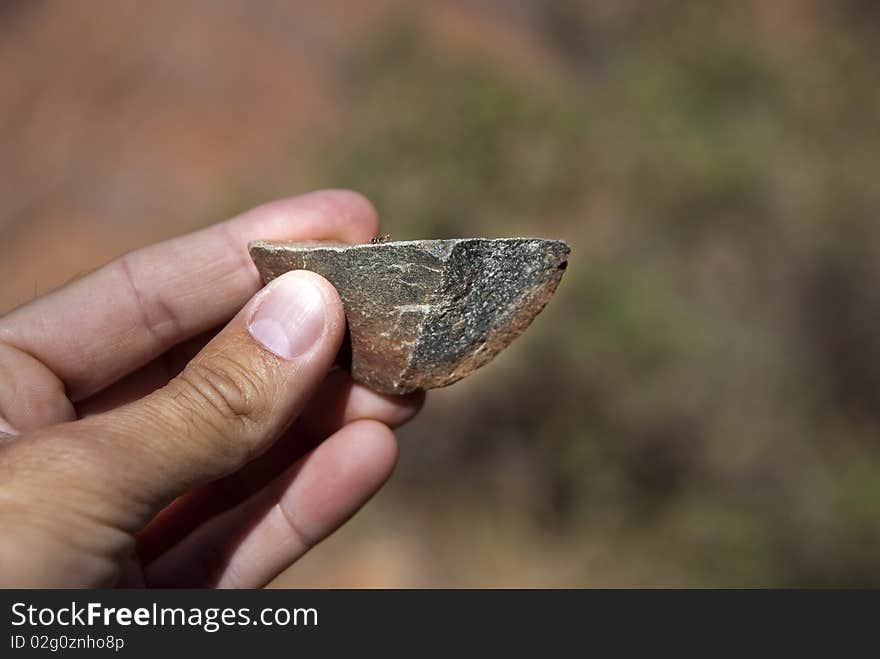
[249, 238, 570, 394]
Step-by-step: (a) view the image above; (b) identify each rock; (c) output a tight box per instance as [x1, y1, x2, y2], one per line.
[249, 238, 570, 394]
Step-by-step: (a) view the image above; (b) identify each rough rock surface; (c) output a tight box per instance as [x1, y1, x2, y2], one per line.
[249, 238, 570, 394]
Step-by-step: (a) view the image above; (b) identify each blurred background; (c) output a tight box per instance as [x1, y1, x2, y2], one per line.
[3, 0, 880, 586]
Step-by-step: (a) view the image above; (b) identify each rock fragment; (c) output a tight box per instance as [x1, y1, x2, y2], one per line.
[249, 238, 570, 394]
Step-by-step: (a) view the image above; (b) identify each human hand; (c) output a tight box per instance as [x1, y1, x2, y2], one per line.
[0, 190, 423, 588]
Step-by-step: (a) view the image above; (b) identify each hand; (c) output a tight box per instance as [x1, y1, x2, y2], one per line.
[0, 190, 423, 588]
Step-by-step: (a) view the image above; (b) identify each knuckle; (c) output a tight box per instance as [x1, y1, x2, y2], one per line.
[171, 354, 271, 446]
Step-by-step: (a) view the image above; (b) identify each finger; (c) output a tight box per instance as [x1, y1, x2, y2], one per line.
[135, 370, 423, 563]
[145, 419, 397, 588]
[0, 342, 74, 433]
[3, 270, 347, 554]
[302, 369, 425, 436]
[75, 330, 218, 417]
[0, 190, 378, 405]
[77, 338, 424, 433]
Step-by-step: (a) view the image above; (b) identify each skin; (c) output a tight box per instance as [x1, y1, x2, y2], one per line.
[0, 190, 424, 588]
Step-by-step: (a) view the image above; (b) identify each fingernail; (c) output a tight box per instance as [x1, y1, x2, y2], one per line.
[248, 273, 326, 359]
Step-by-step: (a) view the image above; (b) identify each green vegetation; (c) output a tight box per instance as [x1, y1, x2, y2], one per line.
[300, 3, 880, 585]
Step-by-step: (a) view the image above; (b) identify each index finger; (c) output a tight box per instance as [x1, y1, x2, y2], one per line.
[0, 190, 379, 400]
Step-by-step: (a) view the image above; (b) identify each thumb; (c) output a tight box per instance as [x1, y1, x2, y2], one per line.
[47, 270, 344, 531]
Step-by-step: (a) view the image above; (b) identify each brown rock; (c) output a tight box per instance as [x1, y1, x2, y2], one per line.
[249, 238, 570, 394]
